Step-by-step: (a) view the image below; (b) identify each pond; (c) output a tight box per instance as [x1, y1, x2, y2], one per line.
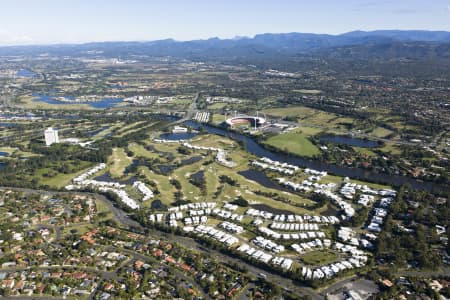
[322, 203, 340, 217]
[0, 123, 17, 127]
[0, 152, 9, 157]
[87, 126, 110, 137]
[33, 94, 124, 109]
[190, 171, 205, 182]
[250, 203, 296, 215]
[159, 132, 198, 141]
[93, 172, 136, 184]
[181, 156, 203, 165]
[183, 121, 444, 192]
[151, 199, 167, 210]
[16, 69, 36, 78]
[319, 135, 380, 148]
[157, 165, 176, 175]
[238, 169, 289, 192]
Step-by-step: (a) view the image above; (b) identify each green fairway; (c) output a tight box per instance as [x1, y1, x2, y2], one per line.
[128, 143, 160, 159]
[264, 132, 320, 157]
[38, 162, 93, 188]
[108, 148, 132, 178]
[370, 127, 393, 138]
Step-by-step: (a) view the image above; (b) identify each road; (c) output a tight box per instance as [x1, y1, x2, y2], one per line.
[158, 232, 323, 300]
[396, 269, 450, 277]
[173, 92, 199, 124]
[105, 245, 212, 300]
[0, 186, 322, 299]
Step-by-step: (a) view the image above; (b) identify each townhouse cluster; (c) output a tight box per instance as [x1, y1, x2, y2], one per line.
[150, 202, 218, 228]
[246, 208, 339, 225]
[219, 221, 244, 233]
[367, 193, 395, 233]
[301, 238, 369, 280]
[181, 142, 237, 168]
[315, 189, 355, 218]
[211, 208, 244, 222]
[291, 238, 333, 254]
[258, 226, 326, 241]
[338, 227, 374, 249]
[252, 157, 299, 175]
[252, 236, 285, 253]
[236, 244, 294, 270]
[340, 182, 378, 200]
[193, 111, 210, 123]
[304, 168, 328, 181]
[73, 163, 107, 182]
[278, 177, 336, 193]
[168, 202, 217, 212]
[67, 164, 140, 210]
[132, 181, 154, 201]
[270, 222, 320, 231]
[191, 225, 239, 247]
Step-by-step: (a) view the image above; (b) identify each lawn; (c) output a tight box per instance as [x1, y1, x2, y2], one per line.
[139, 166, 176, 207]
[353, 147, 377, 157]
[128, 143, 160, 159]
[19, 95, 93, 110]
[207, 103, 227, 109]
[108, 148, 132, 178]
[300, 250, 339, 265]
[370, 127, 393, 138]
[263, 132, 320, 157]
[211, 113, 227, 124]
[379, 142, 402, 155]
[39, 162, 93, 188]
[95, 197, 114, 221]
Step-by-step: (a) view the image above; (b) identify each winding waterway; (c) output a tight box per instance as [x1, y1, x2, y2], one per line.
[183, 121, 444, 192]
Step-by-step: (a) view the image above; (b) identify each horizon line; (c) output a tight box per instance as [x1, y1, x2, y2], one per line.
[1, 28, 449, 48]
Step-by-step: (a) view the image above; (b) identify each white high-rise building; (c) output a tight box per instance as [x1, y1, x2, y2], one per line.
[44, 127, 59, 146]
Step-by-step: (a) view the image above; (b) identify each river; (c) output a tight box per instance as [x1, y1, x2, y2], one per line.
[183, 121, 445, 192]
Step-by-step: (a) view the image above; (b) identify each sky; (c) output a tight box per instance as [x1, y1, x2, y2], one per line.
[0, 0, 449, 45]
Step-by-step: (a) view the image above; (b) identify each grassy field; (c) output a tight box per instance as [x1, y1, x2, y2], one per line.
[128, 143, 160, 159]
[379, 142, 402, 155]
[139, 166, 176, 206]
[353, 147, 377, 157]
[91, 123, 123, 140]
[211, 113, 227, 124]
[207, 103, 227, 109]
[38, 162, 93, 188]
[370, 127, 393, 138]
[263, 132, 320, 157]
[18, 95, 93, 110]
[115, 121, 147, 136]
[108, 148, 132, 178]
[0, 147, 38, 159]
[300, 249, 339, 265]
[140, 135, 319, 214]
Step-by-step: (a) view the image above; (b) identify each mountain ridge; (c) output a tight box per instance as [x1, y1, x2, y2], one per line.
[1, 30, 450, 61]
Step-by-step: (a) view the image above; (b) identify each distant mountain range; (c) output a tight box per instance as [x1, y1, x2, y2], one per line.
[1, 30, 450, 61]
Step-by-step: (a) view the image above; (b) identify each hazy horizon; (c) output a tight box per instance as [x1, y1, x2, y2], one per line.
[0, 0, 449, 46]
